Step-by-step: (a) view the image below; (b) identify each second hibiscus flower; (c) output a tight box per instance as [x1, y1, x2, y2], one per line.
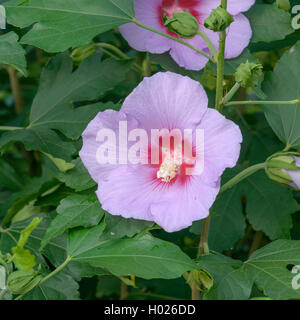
[120, 0, 255, 70]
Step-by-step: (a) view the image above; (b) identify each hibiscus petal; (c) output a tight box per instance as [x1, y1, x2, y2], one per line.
[119, 0, 171, 53]
[79, 110, 138, 182]
[121, 72, 208, 130]
[169, 35, 210, 71]
[197, 108, 242, 185]
[150, 177, 220, 232]
[97, 162, 220, 232]
[96, 165, 165, 221]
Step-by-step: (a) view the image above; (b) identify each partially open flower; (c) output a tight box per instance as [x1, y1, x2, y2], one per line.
[80, 72, 242, 232]
[119, 0, 255, 70]
[266, 154, 300, 190]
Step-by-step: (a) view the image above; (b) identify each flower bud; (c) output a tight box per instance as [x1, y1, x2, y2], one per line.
[266, 154, 300, 189]
[235, 61, 263, 88]
[204, 6, 234, 32]
[7, 269, 42, 295]
[71, 43, 96, 64]
[163, 11, 199, 39]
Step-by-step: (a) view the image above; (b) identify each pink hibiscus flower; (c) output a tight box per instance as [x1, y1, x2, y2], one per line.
[80, 72, 242, 232]
[119, 0, 255, 70]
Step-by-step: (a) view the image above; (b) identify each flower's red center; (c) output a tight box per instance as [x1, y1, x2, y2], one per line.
[158, 0, 200, 36]
[149, 136, 197, 185]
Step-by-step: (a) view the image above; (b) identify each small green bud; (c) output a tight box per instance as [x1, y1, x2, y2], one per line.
[266, 154, 300, 187]
[71, 43, 96, 64]
[163, 11, 199, 39]
[235, 61, 263, 88]
[204, 6, 234, 32]
[276, 0, 291, 12]
[7, 269, 42, 295]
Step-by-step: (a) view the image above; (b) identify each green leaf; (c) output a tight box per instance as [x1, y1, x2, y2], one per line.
[0, 213, 106, 282]
[14, 217, 42, 248]
[199, 254, 253, 300]
[28, 54, 129, 137]
[11, 217, 42, 271]
[5, 0, 134, 52]
[0, 124, 76, 162]
[22, 273, 79, 300]
[104, 214, 154, 239]
[0, 32, 27, 76]
[11, 201, 41, 224]
[57, 158, 96, 192]
[10, 247, 36, 272]
[244, 240, 300, 299]
[246, 4, 294, 43]
[65, 262, 109, 282]
[68, 225, 198, 279]
[41, 194, 104, 249]
[242, 171, 299, 240]
[190, 187, 246, 252]
[262, 42, 300, 148]
[0, 214, 68, 269]
[35, 185, 74, 208]
[192, 168, 298, 245]
[42, 153, 75, 173]
[0, 158, 23, 191]
[0, 157, 59, 226]
[0, 54, 131, 160]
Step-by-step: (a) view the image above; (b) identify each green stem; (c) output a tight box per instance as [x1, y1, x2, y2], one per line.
[133, 18, 215, 63]
[221, 83, 241, 106]
[95, 43, 143, 73]
[95, 43, 130, 60]
[0, 126, 22, 131]
[215, 31, 226, 110]
[40, 255, 72, 285]
[194, 0, 227, 301]
[196, 1, 228, 293]
[198, 216, 211, 256]
[194, 2, 228, 300]
[215, 0, 227, 110]
[219, 163, 266, 196]
[15, 255, 72, 300]
[225, 99, 300, 107]
[197, 29, 218, 60]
